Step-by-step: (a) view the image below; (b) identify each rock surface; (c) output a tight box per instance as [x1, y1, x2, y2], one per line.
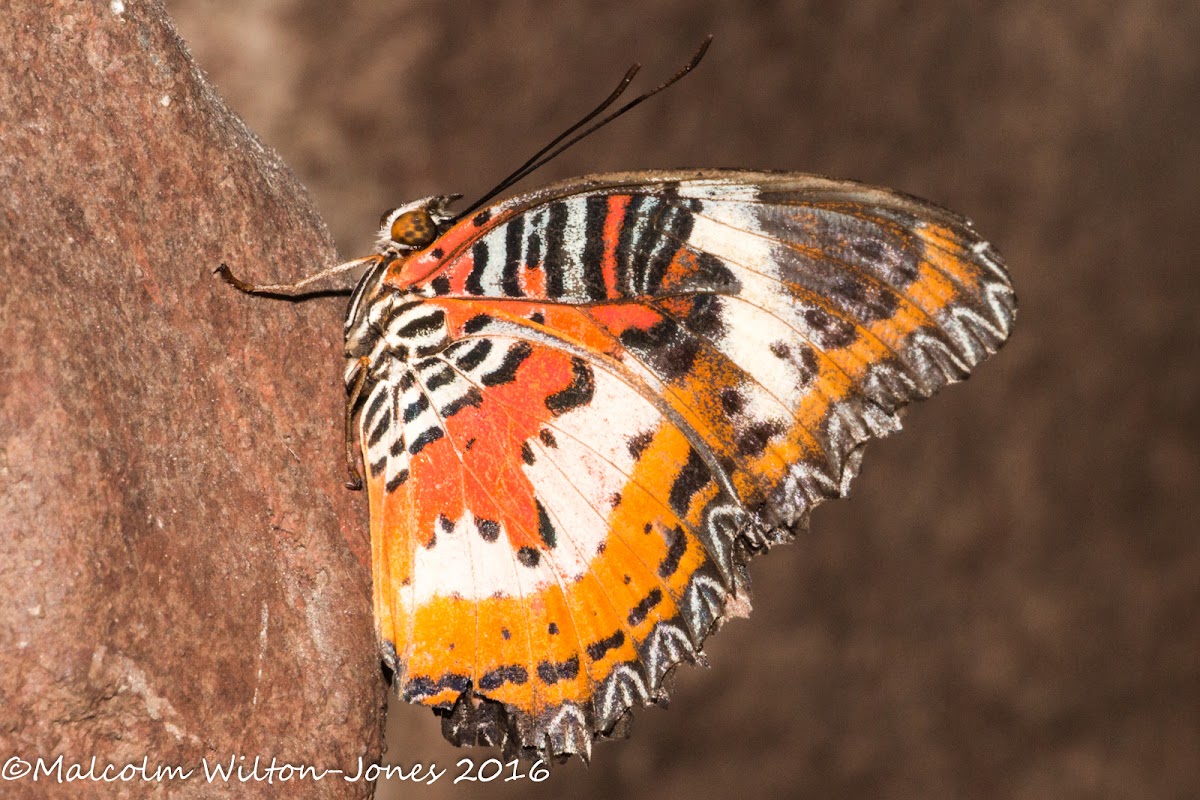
[0, 3, 382, 798]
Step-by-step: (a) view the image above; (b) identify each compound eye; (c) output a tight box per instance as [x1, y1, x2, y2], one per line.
[389, 209, 437, 248]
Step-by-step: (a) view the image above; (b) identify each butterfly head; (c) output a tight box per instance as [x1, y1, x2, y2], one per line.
[376, 195, 460, 254]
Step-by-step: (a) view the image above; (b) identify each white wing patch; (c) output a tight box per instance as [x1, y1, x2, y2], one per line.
[521, 365, 664, 579]
[410, 509, 559, 604]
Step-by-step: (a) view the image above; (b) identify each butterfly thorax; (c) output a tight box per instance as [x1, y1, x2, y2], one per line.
[343, 259, 450, 382]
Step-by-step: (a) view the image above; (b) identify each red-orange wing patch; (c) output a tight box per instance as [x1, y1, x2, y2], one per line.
[351, 171, 1016, 760]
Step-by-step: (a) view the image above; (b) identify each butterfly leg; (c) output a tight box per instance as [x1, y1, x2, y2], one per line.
[215, 256, 375, 297]
[343, 355, 371, 491]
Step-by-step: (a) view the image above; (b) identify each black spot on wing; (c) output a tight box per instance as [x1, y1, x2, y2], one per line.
[401, 671, 471, 701]
[363, 386, 389, 429]
[366, 409, 391, 448]
[536, 655, 580, 685]
[370, 455, 387, 477]
[385, 469, 409, 492]
[477, 518, 500, 542]
[586, 630, 625, 662]
[545, 357, 595, 415]
[658, 525, 687, 578]
[627, 430, 654, 460]
[804, 307, 859, 349]
[425, 367, 455, 391]
[534, 499, 557, 549]
[440, 386, 483, 418]
[689, 250, 740, 294]
[620, 317, 700, 380]
[618, 316, 669, 349]
[516, 546, 540, 568]
[397, 308, 445, 340]
[668, 447, 711, 516]
[683, 293, 725, 336]
[735, 419, 786, 458]
[478, 664, 527, 691]
[581, 195, 609, 300]
[543, 202, 569, 298]
[463, 314, 492, 334]
[480, 341, 533, 386]
[800, 346, 820, 380]
[775, 343, 820, 386]
[720, 387, 744, 415]
[453, 339, 493, 371]
[409, 427, 444, 455]
[627, 588, 663, 626]
[501, 214, 525, 297]
[525, 228, 542, 270]
[402, 392, 429, 423]
[466, 241, 488, 295]
[832, 274, 900, 321]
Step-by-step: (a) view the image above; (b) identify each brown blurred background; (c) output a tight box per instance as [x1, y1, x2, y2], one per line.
[167, 1, 1198, 798]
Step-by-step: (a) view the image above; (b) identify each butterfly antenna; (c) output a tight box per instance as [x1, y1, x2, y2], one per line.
[453, 35, 713, 222]
[451, 63, 641, 222]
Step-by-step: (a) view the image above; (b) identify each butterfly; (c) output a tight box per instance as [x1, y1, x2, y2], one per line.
[218, 42, 1016, 763]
